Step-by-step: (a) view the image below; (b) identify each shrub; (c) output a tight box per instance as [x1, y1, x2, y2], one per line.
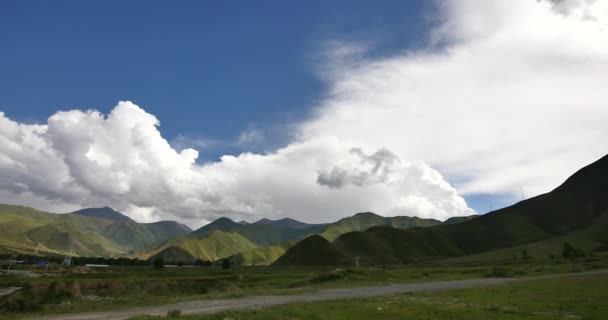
[167, 309, 182, 318]
[222, 259, 232, 270]
[153, 258, 165, 269]
[563, 242, 585, 260]
[486, 267, 510, 278]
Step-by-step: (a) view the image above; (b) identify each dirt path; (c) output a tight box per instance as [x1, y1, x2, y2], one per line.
[27, 269, 608, 320]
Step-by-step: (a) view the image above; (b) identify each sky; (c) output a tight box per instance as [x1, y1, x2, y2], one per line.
[1, 0, 607, 228]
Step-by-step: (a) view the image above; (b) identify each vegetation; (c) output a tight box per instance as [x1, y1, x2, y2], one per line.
[1, 251, 607, 319]
[319, 212, 442, 241]
[279, 154, 608, 266]
[128, 272, 608, 320]
[0, 204, 191, 257]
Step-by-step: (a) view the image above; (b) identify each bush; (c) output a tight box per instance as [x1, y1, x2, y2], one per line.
[153, 258, 165, 269]
[167, 309, 182, 318]
[563, 242, 585, 260]
[222, 259, 231, 269]
[486, 267, 510, 278]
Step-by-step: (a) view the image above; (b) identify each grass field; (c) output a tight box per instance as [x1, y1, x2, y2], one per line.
[2, 254, 607, 319]
[130, 272, 608, 320]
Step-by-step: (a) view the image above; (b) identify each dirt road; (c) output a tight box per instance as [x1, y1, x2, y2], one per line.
[28, 269, 608, 320]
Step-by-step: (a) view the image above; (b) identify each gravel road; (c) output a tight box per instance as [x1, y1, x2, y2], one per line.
[28, 269, 608, 320]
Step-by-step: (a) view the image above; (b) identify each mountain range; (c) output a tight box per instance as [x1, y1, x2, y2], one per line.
[1, 153, 605, 266]
[0, 205, 191, 257]
[275, 153, 608, 266]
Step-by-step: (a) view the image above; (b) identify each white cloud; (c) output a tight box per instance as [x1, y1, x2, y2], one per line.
[2, 0, 607, 227]
[300, 0, 608, 197]
[0, 103, 474, 226]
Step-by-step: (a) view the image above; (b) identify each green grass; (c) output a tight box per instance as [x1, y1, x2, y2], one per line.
[2, 255, 607, 319]
[129, 272, 608, 320]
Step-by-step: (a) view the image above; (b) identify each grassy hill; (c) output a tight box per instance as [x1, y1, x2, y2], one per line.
[254, 217, 324, 230]
[274, 235, 349, 266]
[143, 230, 259, 263]
[100, 220, 191, 250]
[0, 204, 191, 257]
[228, 240, 296, 266]
[187, 217, 325, 247]
[276, 154, 608, 266]
[72, 206, 134, 222]
[167, 212, 440, 264]
[187, 217, 241, 239]
[319, 212, 442, 241]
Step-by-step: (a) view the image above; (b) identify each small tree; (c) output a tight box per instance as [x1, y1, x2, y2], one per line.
[153, 258, 165, 269]
[222, 259, 231, 270]
[521, 249, 531, 260]
[177, 261, 184, 267]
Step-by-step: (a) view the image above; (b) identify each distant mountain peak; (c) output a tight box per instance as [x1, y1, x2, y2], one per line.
[71, 207, 134, 223]
[253, 217, 318, 230]
[353, 212, 382, 218]
[187, 216, 240, 239]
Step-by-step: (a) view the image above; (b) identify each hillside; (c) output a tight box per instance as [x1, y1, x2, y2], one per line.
[276, 154, 608, 266]
[254, 218, 324, 230]
[100, 220, 192, 250]
[274, 235, 348, 266]
[188, 217, 241, 239]
[144, 230, 258, 263]
[72, 206, 135, 222]
[228, 240, 296, 266]
[319, 212, 442, 241]
[166, 212, 439, 264]
[187, 217, 325, 246]
[442, 215, 479, 225]
[0, 205, 192, 257]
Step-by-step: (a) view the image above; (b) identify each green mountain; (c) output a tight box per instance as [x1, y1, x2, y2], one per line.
[0, 205, 191, 257]
[274, 235, 348, 266]
[188, 217, 241, 239]
[146, 216, 326, 263]
[227, 240, 296, 266]
[319, 212, 441, 241]
[100, 220, 192, 250]
[441, 215, 479, 225]
[275, 154, 608, 266]
[142, 230, 258, 263]
[254, 217, 323, 230]
[162, 212, 448, 265]
[72, 206, 134, 222]
[187, 217, 325, 246]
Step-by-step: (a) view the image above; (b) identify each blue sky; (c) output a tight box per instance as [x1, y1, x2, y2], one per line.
[0, 1, 518, 217]
[4, 0, 603, 224]
[1, 0, 433, 155]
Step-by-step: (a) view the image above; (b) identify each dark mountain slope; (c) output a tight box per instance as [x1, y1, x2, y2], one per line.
[254, 217, 324, 230]
[319, 212, 441, 241]
[72, 207, 134, 223]
[274, 235, 348, 266]
[279, 154, 608, 265]
[101, 220, 191, 249]
[442, 215, 479, 225]
[187, 217, 241, 239]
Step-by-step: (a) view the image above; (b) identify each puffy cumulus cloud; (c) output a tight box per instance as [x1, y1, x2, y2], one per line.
[0, 103, 474, 226]
[317, 148, 399, 188]
[300, 0, 608, 198]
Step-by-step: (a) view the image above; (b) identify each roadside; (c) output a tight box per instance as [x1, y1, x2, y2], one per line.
[24, 269, 608, 320]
